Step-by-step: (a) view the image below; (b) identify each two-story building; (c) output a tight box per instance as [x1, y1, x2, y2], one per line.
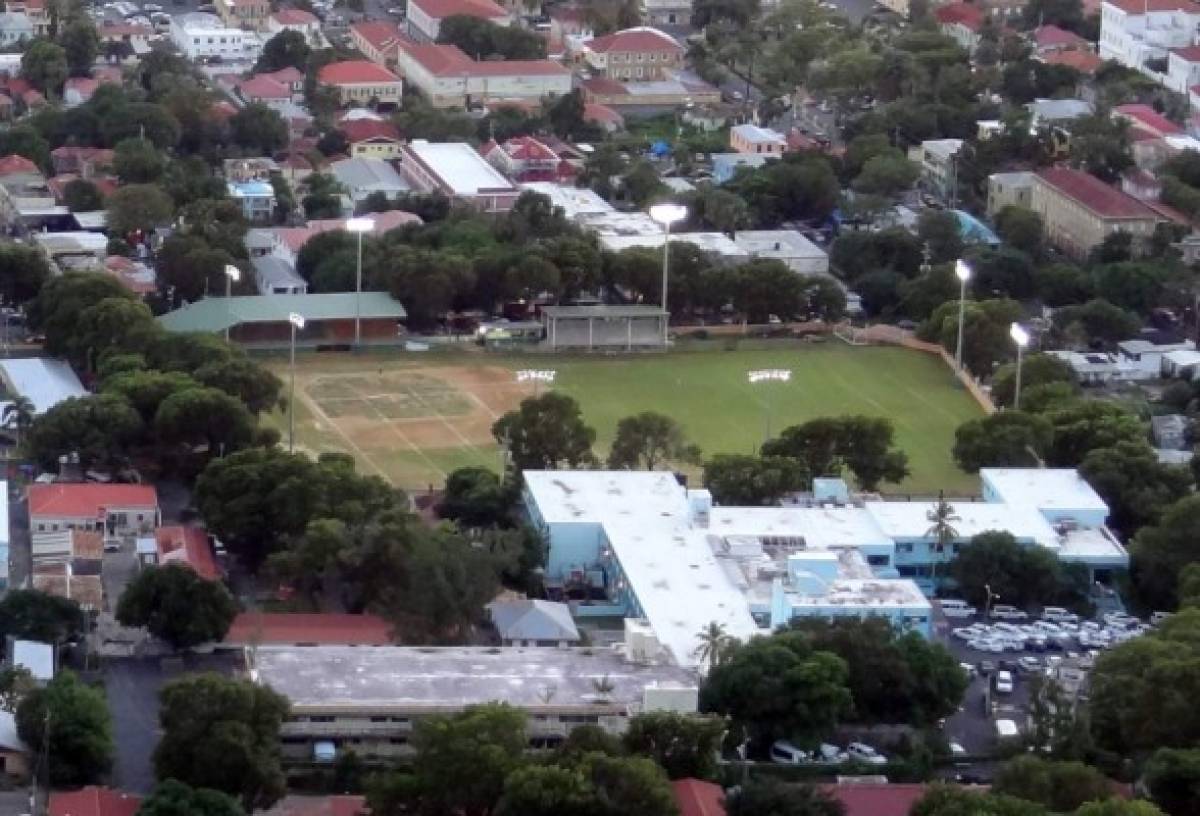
[405, 0, 510, 42]
[580, 26, 683, 81]
[482, 135, 572, 182]
[397, 139, 520, 211]
[318, 60, 404, 108]
[228, 179, 276, 223]
[215, 0, 270, 31]
[391, 39, 571, 108]
[340, 119, 404, 160]
[170, 13, 262, 62]
[1030, 166, 1164, 258]
[1099, 0, 1200, 89]
[28, 484, 160, 537]
[919, 138, 963, 203]
[935, 2, 986, 54]
[729, 124, 786, 156]
[266, 8, 324, 46]
[0, 12, 33, 45]
[350, 20, 407, 69]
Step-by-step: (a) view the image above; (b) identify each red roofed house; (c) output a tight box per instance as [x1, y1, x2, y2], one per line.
[1032, 24, 1089, 54]
[0, 153, 40, 177]
[482, 135, 574, 182]
[318, 60, 404, 107]
[340, 118, 404, 159]
[64, 77, 99, 108]
[155, 526, 220, 581]
[49, 787, 142, 816]
[223, 612, 393, 646]
[935, 3, 986, 53]
[50, 146, 114, 176]
[351, 20, 407, 68]
[820, 784, 931, 816]
[405, 0, 511, 42]
[392, 39, 571, 108]
[235, 73, 293, 108]
[1030, 166, 1165, 258]
[584, 101, 625, 132]
[28, 483, 160, 536]
[1042, 48, 1103, 74]
[260, 796, 367, 816]
[581, 26, 683, 80]
[266, 7, 324, 46]
[672, 779, 724, 816]
[1114, 102, 1184, 136]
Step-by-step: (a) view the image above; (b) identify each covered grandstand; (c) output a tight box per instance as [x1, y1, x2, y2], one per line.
[542, 304, 667, 351]
[158, 293, 407, 349]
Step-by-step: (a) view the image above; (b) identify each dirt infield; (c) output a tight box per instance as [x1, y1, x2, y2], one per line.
[283, 362, 528, 487]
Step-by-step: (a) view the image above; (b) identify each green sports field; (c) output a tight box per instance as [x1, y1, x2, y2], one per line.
[263, 341, 984, 495]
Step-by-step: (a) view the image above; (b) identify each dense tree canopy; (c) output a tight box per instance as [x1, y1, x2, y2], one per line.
[0, 589, 85, 643]
[137, 780, 246, 816]
[117, 564, 237, 650]
[950, 531, 1086, 611]
[608, 412, 701, 470]
[1130, 495, 1200, 612]
[953, 411, 1053, 472]
[991, 756, 1113, 813]
[17, 671, 114, 787]
[702, 454, 808, 506]
[492, 393, 596, 471]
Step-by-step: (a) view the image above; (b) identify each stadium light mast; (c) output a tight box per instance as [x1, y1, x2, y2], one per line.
[954, 259, 971, 374]
[1010, 323, 1030, 410]
[223, 264, 240, 341]
[346, 217, 375, 350]
[516, 368, 557, 397]
[288, 312, 306, 453]
[748, 368, 791, 444]
[648, 203, 688, 348]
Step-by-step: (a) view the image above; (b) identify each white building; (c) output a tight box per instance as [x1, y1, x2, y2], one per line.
[396, 140, 520, 212]
[170, 12, 262, 62]
[918, 138, 963, 202]
[265, 8, 325, 47]
[524, 468, 1129, 667]
[405, 0, 510, 42]
[732, 230, 829, 275]
[0, 358, 86, 416]
[519, 182, 615, 220]
[1117, 337, 1196, 375]
[1098, 0, 1200, 89]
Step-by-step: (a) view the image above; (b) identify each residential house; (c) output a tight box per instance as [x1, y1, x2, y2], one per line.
[228, 179, 276, 223]
[640, 0, 690, 25]
[0, 153, 48, 226]
[266, 8, 325, 47]
[215, 0, 270, 31]
[340, 119, 404, 160]
[170, 13, 262, 62]
[584, 102, 624, 132]
[1032, 24, 1092, 56]
[154, 526, 220, 581]
[580, 26, 683, 81]
[318, 60, 404, 107]
[482, 136, 572, 183]
[95, 22, 153, 56]
[1098, 0, 1200, 89]
[330, 157, 411, 205]
[397, 140, 520, 211]
[233, 74, 294, 109]
[731, 230, 829, 275]
[51, 147, 114, 177]
[580, 74, 720, 108]
[48, 788, 142, 816]
[487, 599, 581, 646]
[350, 20, 406, 68]
[264, 211, 423, 264]
[64, 77, 100, 107]
[259, 796, 367, 816]
[1027, 97, 1094, 130]
[0, 12, 34, 45]
[223, 612, 393, 647]
[712, 153, 770, 184]
[1114, 101, 1184, 136]
[405, 0, 510, 42]
[1029, 166, 1164, 258]
[987, 171, 1035, 216]
[27, 483, 160, 536]
[392, 39, 571, 108]
[252, 255, 308, 295]
[104, 255, 157, 297]
[919, 138, 963, 203]
[729, 124, 786, 156]
[935, 3, 986, 53]
[1118, 337, 1196, 374]
[0, 712, 27, 779]
[7, 0, 47, 36]
[225, 156, 279, 182]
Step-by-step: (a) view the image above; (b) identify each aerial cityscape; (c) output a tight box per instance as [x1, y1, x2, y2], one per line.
[0, 0, 1198, 815]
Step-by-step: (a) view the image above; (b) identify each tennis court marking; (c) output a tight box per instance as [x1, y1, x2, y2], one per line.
[333, 377, 452, 480]
[295, 385, 393, 480]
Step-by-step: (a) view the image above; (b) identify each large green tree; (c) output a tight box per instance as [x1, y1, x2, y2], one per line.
[26, 393, 143, 470]
[116, 563, 237, 650]
[991, 755, 1113, 813]
[1044, 400, 1145, 467]
[22, 40, 68, 96]
[154, 386, 258, 458]
[113, 137, 165, 184]
[0, 589, 84, 643]
[1079, 442, 1192, 537]
[607, 411, 701, 470]
[949, 531, 1082, 611]
[725, 779, 845, 816]
[0, 242, 50, 305]
[1144, 747, 1200, 816]
[137, 780, 246, 816]
[702, 454, 809, 506]
[412, 703, 528, 816]
[107, 183, 174, 237]
[953, 411, 1053, 472]
[255, 30, 310, 73]
[438, 467, 511, 527]
[154, 673, 289, 810]
[492, 392, 596, 471]
[910, 785, 1048, 816]
[17, 671, 114, 786]
[1131, 495, 1200, 611]
[620, 711, 725, 780]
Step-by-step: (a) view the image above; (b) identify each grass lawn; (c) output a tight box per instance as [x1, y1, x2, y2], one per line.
[262, 341, 983, 495]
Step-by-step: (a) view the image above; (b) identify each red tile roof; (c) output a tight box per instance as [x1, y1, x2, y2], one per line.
[584, 101, 624, 126]
[319, 60, 402, 85]
[237, 75, 291, 99]
[471, 59, 570, 76]
[224, 612, 394, 645]
[935, 2, 986, 30]
[0, 153, 39, 174]
[211, 100, 238, 120]
[672, 780, 725, 816]
[820, 784, 930, 816]
[1034, 24, 1087, 48]
[28, 484, 159, 520]
[352, 20, 406, 51]
[97, 23, 152, 37]
[1106, 0, 1200, 11]
[408, 0, 507, 19]
[262, 66, 304, 85]
[1115, 102, 1184, 135]
[1035, 167, 1161, 219]
[494, 135, 558, 161]
[340, 118, 401, 143]
[156, 526, 220, 581]
[1041, 49, 1103, 73]
[49, 788, 142, 816]
[397, 41, 475, 75]
[1174, 44, 1200, 61]
[586, 26, 681, 54]
[272, 8, 317, 24]
[262, 796, 367, 816]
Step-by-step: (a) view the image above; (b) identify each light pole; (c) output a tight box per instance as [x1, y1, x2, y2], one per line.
[648, 203, 688, 348]
[345, 217, 374, 350]
[1010, 322, 1030, 410]
[748, 368, 791, 444]
[223, 264, 240, 342]
[984, 583, 999, 620]
[954, 259, 970, 374]
[288, 312, 306, 453]
[516, 368, 557, 397]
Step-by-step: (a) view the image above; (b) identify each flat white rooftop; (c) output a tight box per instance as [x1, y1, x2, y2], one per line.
[599, 231, 748, 258]
[864, 500, 1058, 547]
[0, 358, 87, 415]
[709, 506, 893, 552]
[519, 182, 614, 220]
[405, 140, 516, 196]
[732, 230, 827, 260]
[251, 645, 697, 710]
[575, 210, 662, 237]
[731, 124, 786, 144]
[981, 468, 1109, 515]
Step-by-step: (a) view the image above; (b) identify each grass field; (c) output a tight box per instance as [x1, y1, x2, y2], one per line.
[262, 342, 984, 495]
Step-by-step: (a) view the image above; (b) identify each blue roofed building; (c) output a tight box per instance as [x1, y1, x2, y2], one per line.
[228, 179, 276, 224]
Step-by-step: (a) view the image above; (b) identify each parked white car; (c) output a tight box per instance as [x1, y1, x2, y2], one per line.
[939, 599, 977, 618]
[847, 742, 888, 765]
[769, 740, 810, 765]
[1041, 606, 1080, 624]
[994, 670, 1014, 694]
[817, 743, 849, 763]
[991, 605, 1028, 621]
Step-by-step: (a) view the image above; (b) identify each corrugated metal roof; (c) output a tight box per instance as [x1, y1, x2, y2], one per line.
[158, 292, 407, 333]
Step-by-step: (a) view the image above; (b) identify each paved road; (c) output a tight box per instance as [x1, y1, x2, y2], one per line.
[7, 490, 29, 590]
[0, 791, 33, 816]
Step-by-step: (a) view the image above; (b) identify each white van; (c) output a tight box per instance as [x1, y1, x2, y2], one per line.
[769, 740, 809, 765]
[994, 670, 1014, 694]
[939, 599, 977, 618]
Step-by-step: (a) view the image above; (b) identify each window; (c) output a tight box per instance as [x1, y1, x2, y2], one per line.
[370, 716, 388, 723]
[308, 715, 335, 723]
[896, 543, 913, 553]
[867, 554, 890, 567]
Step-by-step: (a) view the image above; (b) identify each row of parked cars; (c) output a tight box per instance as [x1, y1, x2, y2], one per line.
[952, 610, 1162, 655]
[770, 740, 888, 766]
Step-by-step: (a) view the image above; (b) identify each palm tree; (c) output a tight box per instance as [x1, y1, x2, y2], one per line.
[693, 621, 734, 668]
[3, 395, 34, 450]
[925, 490, 960, 589]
